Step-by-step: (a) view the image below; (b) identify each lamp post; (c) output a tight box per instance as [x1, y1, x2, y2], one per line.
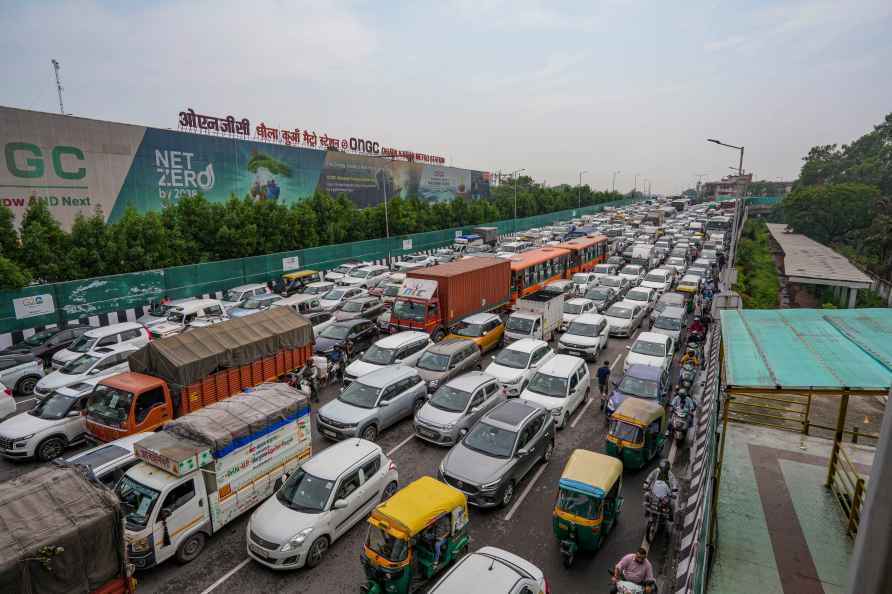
[578, 170, 588, 209]
[381, 169, 391, 265]
[511, 168, 526, 232]
[707, 138, 744, 176]
[612, 170, 621, 193]
[633, 173, 639, 195]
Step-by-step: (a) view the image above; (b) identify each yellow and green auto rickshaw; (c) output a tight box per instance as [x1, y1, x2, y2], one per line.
[361, 476, 470, 594]
[553, 449, 624, 567]
[281, 269, 319, 296]
[606, 397, 667, 469]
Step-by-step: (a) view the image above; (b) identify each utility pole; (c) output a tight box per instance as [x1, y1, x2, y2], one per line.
[381, 170, 391, 265]
[511, 168, 526, 232]
[612, 171, 621, 194]
[51, 59, 65, 115]
[633, 173, 639, 196]
[578, 170, 588, 209]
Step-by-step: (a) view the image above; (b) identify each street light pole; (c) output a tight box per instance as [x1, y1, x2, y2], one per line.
[381, 170, 391, 265]
[578, 170, 588, 209]
[633, 173, 639, 195]
[707, 138, 745, 176]
[612, 170, 620, 193]
[511, 168, 526, 232]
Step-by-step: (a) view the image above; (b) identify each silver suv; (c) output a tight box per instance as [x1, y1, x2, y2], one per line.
[414, 372, 502, 446]
[0, 354, 44, 396]
[317, 366, 427, 442]
[439, 399, 555, 508]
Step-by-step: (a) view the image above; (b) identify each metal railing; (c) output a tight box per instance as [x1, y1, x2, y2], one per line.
[724, 391, 811, 433]
[827, 439, 868, 538]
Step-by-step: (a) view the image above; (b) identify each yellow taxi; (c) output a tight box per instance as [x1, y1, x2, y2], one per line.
[444, 312, 505, 354]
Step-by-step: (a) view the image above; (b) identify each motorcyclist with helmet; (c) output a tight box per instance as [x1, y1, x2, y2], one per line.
[643, 460, 678, 523]
[669, 388, 697, 437]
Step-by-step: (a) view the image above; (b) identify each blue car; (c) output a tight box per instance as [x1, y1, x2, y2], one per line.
[227, 293, 282, 318]
[606, 364, 670, 419]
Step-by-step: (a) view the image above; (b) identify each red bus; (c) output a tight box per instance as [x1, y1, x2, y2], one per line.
[557, 235, 609, 276]
[508, 247, 572, 304]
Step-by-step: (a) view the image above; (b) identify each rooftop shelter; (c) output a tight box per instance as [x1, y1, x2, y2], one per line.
[766, 223, 873, 308]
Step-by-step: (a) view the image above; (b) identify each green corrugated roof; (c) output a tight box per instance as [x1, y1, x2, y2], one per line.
[721, 309, 892, 391]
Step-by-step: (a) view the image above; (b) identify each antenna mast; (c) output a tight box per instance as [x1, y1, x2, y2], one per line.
[51, 59, 65, 115]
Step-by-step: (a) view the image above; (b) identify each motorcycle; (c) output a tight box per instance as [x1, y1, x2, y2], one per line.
[671, 407, 690, 444]
[644, 480, 674, 543]
[680, 362, 696, 385]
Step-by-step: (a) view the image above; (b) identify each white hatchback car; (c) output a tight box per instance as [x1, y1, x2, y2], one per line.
[520, 354, 590, 429]
[558, 313, 610, 361]
[484, 338, 555, 397]
[246, 439, 398, 570]
[640, 268, 674, 293]
[320, 287, 368, 312]
[36, 344, 136, 400]
[343, 331, 431, 386]
[624, 331, 675, 375]
[623, 287, 658, 315]
[619, 264, 646, 286]
[51, 322, 149, 369]
[561, 298, 597, 332]
[603, 301, 646, 337]
[427, 547, 548, 594]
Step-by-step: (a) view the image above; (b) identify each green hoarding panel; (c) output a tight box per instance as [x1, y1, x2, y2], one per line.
[0, 285, 59, 334]
[56, 271, 165, 321]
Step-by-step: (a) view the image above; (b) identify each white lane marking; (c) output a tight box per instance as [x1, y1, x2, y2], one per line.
[199, 558, 250, 594]
[16, 397, 36, 407]
[504, 463, 549, 522]
[610, 357, 622, 372]
[387, 433, 415, 457]
[570, 398, 593, 429]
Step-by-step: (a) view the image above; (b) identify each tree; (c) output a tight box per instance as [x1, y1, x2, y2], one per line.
[0, 203, 20, 263]
[0, 255, 30, 290]
[782, 183, 879, 246]
[68, 208, 110, 279]
[18, 201, 70, 283]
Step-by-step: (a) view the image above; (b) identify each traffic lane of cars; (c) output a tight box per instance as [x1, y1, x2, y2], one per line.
[140, 332, 645, 594]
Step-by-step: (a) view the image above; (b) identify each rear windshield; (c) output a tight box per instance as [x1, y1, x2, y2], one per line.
[68, 444, 130, 470]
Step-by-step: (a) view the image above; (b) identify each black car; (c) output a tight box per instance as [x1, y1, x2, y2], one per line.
[1, 325, 91, 365]
[584, 286, 620, 313]
[314, 319, 379, 359]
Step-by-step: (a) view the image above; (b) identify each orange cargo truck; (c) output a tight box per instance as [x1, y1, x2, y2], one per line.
[84, 307, 313, 442]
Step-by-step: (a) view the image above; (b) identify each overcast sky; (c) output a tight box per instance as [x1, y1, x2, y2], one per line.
[2, 0, 890, 194]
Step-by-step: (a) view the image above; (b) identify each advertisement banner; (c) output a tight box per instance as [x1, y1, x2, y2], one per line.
[12, 293, 55, 319]
[0, 106, 490, 229]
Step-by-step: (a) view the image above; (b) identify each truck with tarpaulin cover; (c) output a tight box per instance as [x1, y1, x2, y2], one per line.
[117, 383, 312, 569]
[389, 257, 510, 342]
[0, 463, 134, 594]
[84, 307, 313, 443]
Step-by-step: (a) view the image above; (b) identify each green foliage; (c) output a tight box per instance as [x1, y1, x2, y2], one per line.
[0, 203, 19, 261]
[0, 255, 30, 290]
[18, 201, 71, 283]
[856, 289, 886, 308]
[782, 183, 879, 245]
[733, 219, 780, 309]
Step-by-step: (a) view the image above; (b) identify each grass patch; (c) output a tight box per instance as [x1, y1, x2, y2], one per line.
[733, 219, 780, 309]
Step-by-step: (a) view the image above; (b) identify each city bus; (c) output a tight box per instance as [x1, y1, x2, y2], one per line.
[705, 215, 732, 233]
[557, 235, 610, 276]
[508, 247, 572, 304]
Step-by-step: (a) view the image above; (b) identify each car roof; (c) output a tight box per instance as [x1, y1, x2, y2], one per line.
[228, 283, 267, 292]
[660, 306, 686, 318]
[376, 331, 429, 348]
[484, 399, 541, 429]
[571, 313, 606, 325]
[462, 312, 498, 324]
[445, 371, 496, 392]
[348, 295, 379, 303]
[307, 280, 334, 287]
[636, 331, 670, 344]
[679, 274, 700, 282]
[566, 298, 592, 306]
[331, 318, 371, 329]
[358, 264, 389, 272]
[276, 294, 319, 305]
[428, 338, 475, 354]
[538, 354, 583, 376]
[357, 364, 417, 388]
[504, 338, 547, 353]
[66, 432, 146, 466]
[84, 321, 144, 338]
[302, 439, 382, 480]
[430, 548, 536, 592]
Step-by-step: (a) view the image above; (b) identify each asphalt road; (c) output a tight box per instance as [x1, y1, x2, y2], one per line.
[0, 325, 674, 594]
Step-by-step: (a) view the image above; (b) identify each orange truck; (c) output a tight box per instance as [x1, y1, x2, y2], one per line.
[84, 307, 313, 442]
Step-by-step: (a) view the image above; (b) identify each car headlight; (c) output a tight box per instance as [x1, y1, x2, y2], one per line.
[443, 422, 455, 430]
[429, 380, 439, 389]
[551, 409, 562, 417]
[281, 528, 314, 552]
[130, 537, 150, 553]
[480, 479, 501, 491]
[13, 434, 35, 443]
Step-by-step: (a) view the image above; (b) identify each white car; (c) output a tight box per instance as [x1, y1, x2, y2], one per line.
[591, 263, 618, 282]
[603, 301, 645, 337]
[338, 265, 390, 289]
[64, 432, 145, 488]
[343, 331, 431, 386]
[557, 313, 610, 361]
[220, 283, 270, 311]
[0, 383, 93, 461]
[640, 268, 674, 293]
[619, 264, 646, 286]
[427, 546, 548, 594]
[623, 287, 658, 315]
[520, 354, 590, 429]
[303, 280, 336, 296]
[393, 254, 436, 272]
[484, 338, 555, 397]
[561, 298, 597, 332]
[665, 256, 688, 275]
[246, 439, 398, 570]
[624, 331, 675, 375]
[0, 381, 16, 422]
[35, 344, 136, 400]
[319, 287, 368, 311]
[324, 262, 366, 283]
[51, 322, 149, 369]
[570, 272, 598, 294]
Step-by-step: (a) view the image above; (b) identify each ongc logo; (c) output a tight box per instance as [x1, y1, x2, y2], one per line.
[4, 142, 86, 180]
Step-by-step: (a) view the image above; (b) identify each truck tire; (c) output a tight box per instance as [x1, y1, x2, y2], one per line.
[175, 532, 206, 564]
[36, 436, 66, 461]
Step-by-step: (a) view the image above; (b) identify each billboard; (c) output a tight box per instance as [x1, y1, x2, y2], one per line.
[0, 106, 490, 228]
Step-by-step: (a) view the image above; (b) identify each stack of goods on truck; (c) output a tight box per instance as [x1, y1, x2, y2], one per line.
[121, 382, 312, 569]
[0, 464, 133, 594]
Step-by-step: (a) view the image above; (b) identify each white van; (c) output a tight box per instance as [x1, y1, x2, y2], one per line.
[149, 298, 227, 338]
[221, 283, 270, 311]
[51, 322, 149, 369]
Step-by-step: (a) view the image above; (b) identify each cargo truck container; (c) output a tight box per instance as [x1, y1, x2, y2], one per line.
[118, 383, 312, 569]
[389, 257, 510, 342]
[472, 226, 499, 246]
[504, 290, 564, 344]
[0, 464, 134, 594]
[84, 307, 313, 443]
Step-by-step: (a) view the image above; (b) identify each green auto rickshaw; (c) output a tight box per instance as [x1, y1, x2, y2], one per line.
[606, 397, 667, 469]
[553, 449, 624, 567]
[361, 476, 470, 594]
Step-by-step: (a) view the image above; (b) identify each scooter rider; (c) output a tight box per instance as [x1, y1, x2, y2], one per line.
[301, 358, 320, 403]
[643, 460, 678, 523]
[611, 547, 657, 593]
[669, 389, 697, 436]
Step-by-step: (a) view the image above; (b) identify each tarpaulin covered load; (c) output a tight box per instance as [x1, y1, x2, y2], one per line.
[128, 306, 312, 389]
[0, 464, 126, 594]
[156, 382, 309, 456]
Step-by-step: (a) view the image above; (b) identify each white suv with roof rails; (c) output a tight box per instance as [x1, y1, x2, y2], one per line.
[246, 439, 398, 570]
[338, 265, 390, 289]
[520, 354, 590, 429]
[325, 262, 366, 283]
[149, 298, 227, 338]
[343, 331, 431, 387]
[220, 283, 270, 311]
[484, 338, 555, 397]
[51, 322, 149, 369]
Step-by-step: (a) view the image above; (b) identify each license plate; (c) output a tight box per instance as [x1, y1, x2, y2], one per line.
[321, 429, 337, 438]
[248, 543, 267, 558]
[419, 428, 436, 439]
[569, 350, 583, 357]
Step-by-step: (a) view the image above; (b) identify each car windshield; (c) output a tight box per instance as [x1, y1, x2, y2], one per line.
[338, 381, 380, 409]
[606, 305, 633, 319]
[86, 385, 133, 428]
[558, 488, 599, 519]
[428, 385, 472, 413]
[594, 265, 612, 274]
[61, 354, 100, 375]
[452, 321, 484, 337]
[366, 525, 409, 562]
[68, 335, 98, 353]
[609, 419, 643, 443]
[24, 329, 57, 346]
[567, 321, 600, 338]
[462, 421, 516, 458]
[223, 289, 245, 302]
[564, 302, 584, 315]
[493, 348, 531, 369]
[585, 288, 612, 301]
[166, 310, 186, 323]
[626, 291, 649, 302]
[351, 270, 371, 278]
[654, 316, 682, 331]
[645, 274, 665, 283]
[393, 299, 426, 322]
[600, 277, 621, 288]
[621, 266, 641, 275]
[276, 468, 333, 513]
[341, 301, 364, 313]
[527, 372, 568, 398]
[383, 285, 400, 297]
[320, 325, 351, 340]
[323, 289, 347, 301]
[305, 284, 329, 295]
[506, 316, 534, 333]
[361, 344, 398, 365]
[631, 340, 666, 357]
[116, 476, 160, 530]
[618, 375, 659, 399]
[332, 266, 352, 275]
[29, 393, 79, 420]
[572, 274, 591, 284]
[240, 298, 266, 310]
[417, 351, 450, 372]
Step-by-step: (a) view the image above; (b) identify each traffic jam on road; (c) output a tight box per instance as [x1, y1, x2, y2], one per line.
[0, 199, 735, 594]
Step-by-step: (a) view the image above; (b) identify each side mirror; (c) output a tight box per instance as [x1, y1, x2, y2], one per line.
[517, 448, 530, 458]
[88, 368, 100, 375]
[395, 358, 403, 364]
[470, 406, 480, 414]
[625, 345, 631, 350]
[333, 499, 349, 510]
[379, 400, 390, 407]
[460, 428, 469, 436]
[68, 410, 81, 417]
[159, 508, 172, 521]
